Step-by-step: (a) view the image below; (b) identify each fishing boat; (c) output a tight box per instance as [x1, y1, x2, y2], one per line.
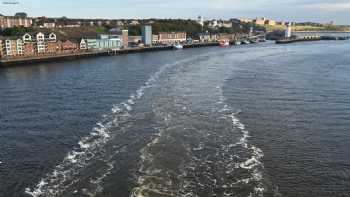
[219, 40, 230, 47]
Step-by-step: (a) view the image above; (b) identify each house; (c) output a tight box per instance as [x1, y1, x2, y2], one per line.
[80, 39, 87, 50]
[36, 32, 46, 53]
[43, 22, 56, 28]
[16, 39, 24, 55]
[23, 42, 35, 56]
[152, 35, 159, 44]
[62, 40, 78, 50]
[158, 32, 187, 44]
[4, 39, 16, 56]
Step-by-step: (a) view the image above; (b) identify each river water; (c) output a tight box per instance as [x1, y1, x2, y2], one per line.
[0, 41, 349, 197]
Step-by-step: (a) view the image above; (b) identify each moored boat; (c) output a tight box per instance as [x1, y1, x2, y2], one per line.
[219, 40, 230, 47]
[173, 43, 183, 49]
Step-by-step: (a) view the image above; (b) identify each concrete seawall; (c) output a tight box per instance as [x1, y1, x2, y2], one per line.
[0, 42, 220, 67]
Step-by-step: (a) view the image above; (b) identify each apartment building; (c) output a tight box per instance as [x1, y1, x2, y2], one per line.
[158, 32, 187, 44]
[0, 15, 33, 28]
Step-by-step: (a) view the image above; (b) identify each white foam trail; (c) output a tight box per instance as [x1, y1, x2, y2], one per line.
[229, 113, 265, 196]
[25, 54, 215, 197]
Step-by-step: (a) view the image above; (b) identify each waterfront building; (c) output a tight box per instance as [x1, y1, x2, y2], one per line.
[36, 32, 46, 53]
[128, 36, 142, 45]
[4, 39, 16, 56]
[80, 39, 87, 50]
[158, 32, 187, 44]
[86, 35, 122, 50]
[141, 25, 152, 46]
[61, 40, 78, 51]
[198, 32, 219, 42]
[46, 42, 59, 53]
[152, 35, 159, 44]
[0, 15, 33, 29]
[23, 42, 35, 56]
[16, 39, 24, 55]
[122, 30, 129, 48]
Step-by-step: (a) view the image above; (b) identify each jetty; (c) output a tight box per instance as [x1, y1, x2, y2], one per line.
[276, 36, 349, 44]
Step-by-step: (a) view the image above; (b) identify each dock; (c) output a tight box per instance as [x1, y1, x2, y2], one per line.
[276, 36, 349, 44]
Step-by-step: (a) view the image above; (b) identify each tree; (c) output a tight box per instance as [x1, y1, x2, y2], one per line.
[15, 12, 27, 18]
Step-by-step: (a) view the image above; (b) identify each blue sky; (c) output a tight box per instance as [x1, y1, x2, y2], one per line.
[1, 0, 349, 24]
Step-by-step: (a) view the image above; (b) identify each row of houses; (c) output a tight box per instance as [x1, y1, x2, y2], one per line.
[0, 32, 87, 58]
[0, 30, 190, 59]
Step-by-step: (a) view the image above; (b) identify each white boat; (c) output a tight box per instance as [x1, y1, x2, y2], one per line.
[173, 43, 183, 49]
[234, 41, 242, 45]
[219, 40, 230, 47]
[242, 40, 250, 44]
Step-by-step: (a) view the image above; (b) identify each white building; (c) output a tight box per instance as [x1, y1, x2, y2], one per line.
[80, 39, 87, 50]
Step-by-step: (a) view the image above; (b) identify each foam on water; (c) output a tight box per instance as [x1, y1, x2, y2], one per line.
[25, 54, 213, 197]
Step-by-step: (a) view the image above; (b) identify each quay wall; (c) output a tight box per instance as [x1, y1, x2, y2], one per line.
[0, 43, 220, 67]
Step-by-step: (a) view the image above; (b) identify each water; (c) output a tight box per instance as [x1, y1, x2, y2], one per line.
[0, 41, 349, 197]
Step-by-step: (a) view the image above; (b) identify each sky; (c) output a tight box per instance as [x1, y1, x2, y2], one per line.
[0, 0, 349, 24]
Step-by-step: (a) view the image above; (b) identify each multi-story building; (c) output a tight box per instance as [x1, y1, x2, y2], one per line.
[152, 35, 159, 44]
[16, 39, 24, 55]
[0, 32, 58, 58]
[142, 25, 152, 46]
[254, 17, 266, 25]
[198, 32, 219, 42]
[86, 34, 122, 50]
[0, 15, 33, 29]
[158, 32, 187, 44]
[122, 30, 128, 48]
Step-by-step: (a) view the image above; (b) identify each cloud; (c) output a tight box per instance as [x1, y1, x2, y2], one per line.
[303, 2, 350, 12]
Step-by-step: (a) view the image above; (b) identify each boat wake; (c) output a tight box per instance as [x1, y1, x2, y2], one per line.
[25, 53, 218, 197]
[130, 53, 265, 197]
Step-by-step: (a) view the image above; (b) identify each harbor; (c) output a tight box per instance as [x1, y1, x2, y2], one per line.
[0, 40, 261, 67]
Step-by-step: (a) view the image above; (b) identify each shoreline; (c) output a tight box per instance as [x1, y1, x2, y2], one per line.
[0, 42, 220, 67]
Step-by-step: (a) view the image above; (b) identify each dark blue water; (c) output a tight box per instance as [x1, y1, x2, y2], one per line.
[0, 41, 349, 197]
